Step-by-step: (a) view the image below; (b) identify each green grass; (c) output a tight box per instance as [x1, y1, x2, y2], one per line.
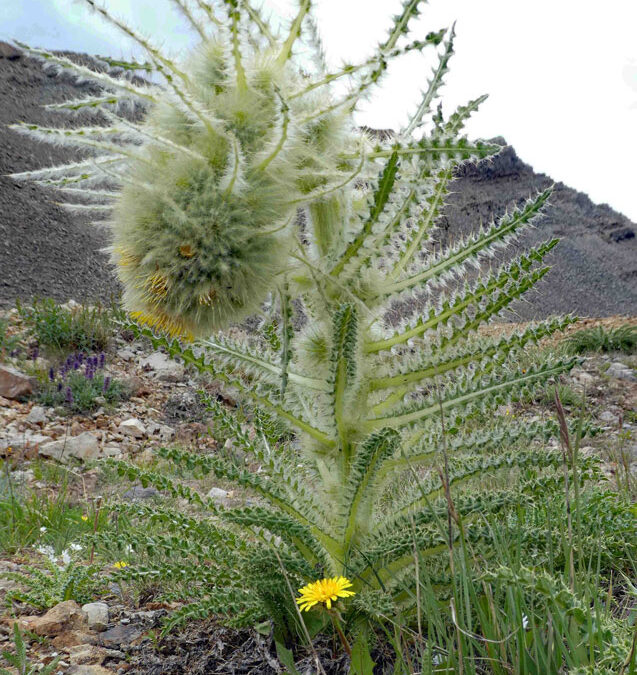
[0, 465, 107, 556]
[0, 318, 20, 360]
[363, 482, 636, 674]
[362, 397, 637, 674]
[538, 382, 583, 408]
[565, 324, 637, 355]
[16, 298, 113, 354]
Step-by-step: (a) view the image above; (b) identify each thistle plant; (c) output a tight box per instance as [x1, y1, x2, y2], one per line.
[10, 0, 446, 337]
[12, 0, 593, 645]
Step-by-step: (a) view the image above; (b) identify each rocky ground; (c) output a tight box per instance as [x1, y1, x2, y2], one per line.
[0, 304, 635, 673]
[1, 43, 637, 318]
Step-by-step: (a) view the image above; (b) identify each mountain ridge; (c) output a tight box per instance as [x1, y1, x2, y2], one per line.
[1, 43, 635, 318]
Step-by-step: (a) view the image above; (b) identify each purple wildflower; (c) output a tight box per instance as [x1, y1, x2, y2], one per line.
[99, 352, 105, 368]
[102, 376, 111, 393]
[48, 367, 55, 382]
[65, 387, 73, 404]
[57, 382, 63, 393]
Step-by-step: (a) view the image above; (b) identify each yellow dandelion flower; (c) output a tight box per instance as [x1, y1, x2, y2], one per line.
[296, 576, 355, 612]
[113, 561, 128, 569]
[81, 515, 89, 522]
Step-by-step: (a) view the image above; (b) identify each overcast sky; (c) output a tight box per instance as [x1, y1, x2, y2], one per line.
[3, 0, 637, 221]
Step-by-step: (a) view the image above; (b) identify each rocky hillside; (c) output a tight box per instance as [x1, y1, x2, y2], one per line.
[443, 142, 637, 320]
[1, 43, 636, 319]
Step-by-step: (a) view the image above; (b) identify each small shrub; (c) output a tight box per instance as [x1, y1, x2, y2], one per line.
[17, 298, 112, 353]
[37, 352, 124, 414]
[565, 323, 637, 354]
[3, 556, 103, 610]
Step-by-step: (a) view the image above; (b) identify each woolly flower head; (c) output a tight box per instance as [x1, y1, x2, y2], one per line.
[109, 33, 362, 338]
[296, 576, 355, 611]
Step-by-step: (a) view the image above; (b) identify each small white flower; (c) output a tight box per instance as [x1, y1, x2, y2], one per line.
[522, 614, 529, 630]
[70, 543, 83, 552]
[36, 545, 56, 564]
[40, 526, 47, 533]
[61, 550, 71, 566]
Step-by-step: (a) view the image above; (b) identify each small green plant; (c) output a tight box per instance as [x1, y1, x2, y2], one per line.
[0, 479, 98, 556]
[539, 381, 582, 407]
[37, 352, 124, 414]
[16, 298, 112, 353]
[3, 555, 103, 611]
[0, 622, 60, 675]
[0, 317, 21, 360]
[565, 323, 637, 354]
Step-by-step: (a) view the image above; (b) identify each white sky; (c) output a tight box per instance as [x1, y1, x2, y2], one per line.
[3, 0, 637, 221]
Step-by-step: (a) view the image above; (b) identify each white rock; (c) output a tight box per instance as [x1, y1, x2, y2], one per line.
[139, 352, 185, 382]
[39, 432, 101, 463]
[26, 405, 48, 425]
[101, 444, 123, 459]
[607, 362, 636, 381]
[10, 469, 34, 483]
[137, 448, 155, 464]
[81, 602, 109, 632]
[61, 299, 81, 311]
[1, 433, 50, 452]
[33, 357, 50, 371]
[207, 487, 231, 506]
[116, 348, 136, 362]
[599, 410, 618, 424]
[118, 418, 146, 439]
[577, 371, 595, 385]
[147, 422, 175, 442]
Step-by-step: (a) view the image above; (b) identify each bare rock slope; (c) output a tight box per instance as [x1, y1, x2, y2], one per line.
[442, 142, 637, 320]
[0, 44, 119, 306]
[1, 44, 636, 318]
